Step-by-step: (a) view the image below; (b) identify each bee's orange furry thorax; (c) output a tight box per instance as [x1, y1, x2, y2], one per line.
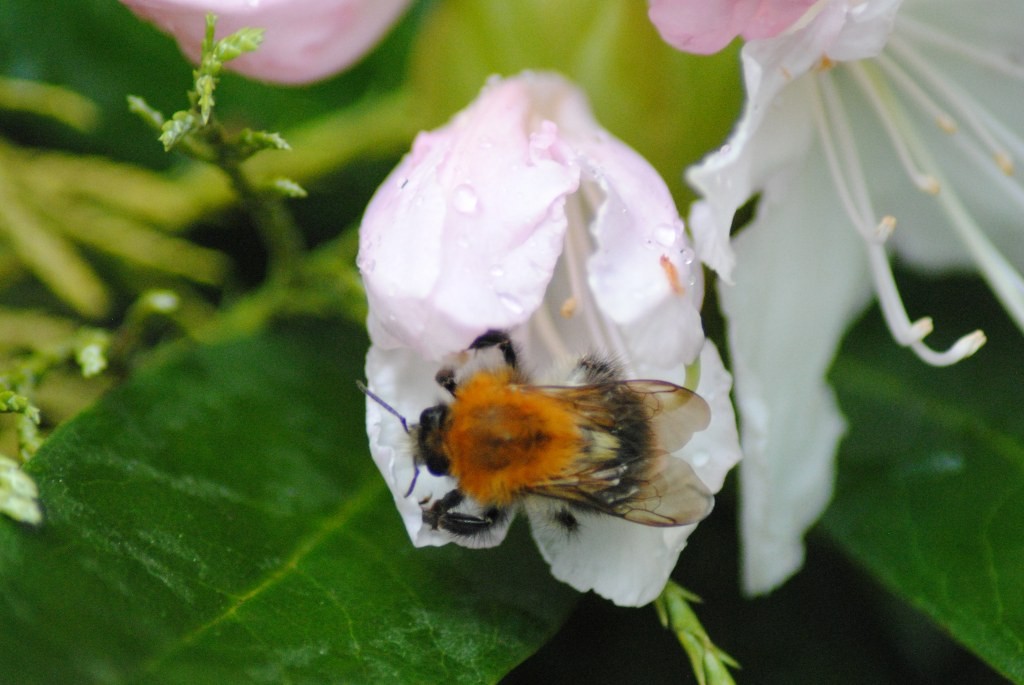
[443, 370, 581, 506]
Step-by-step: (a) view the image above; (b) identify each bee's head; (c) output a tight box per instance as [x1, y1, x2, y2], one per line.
[414, 404, 451, 477]
[356, 381, 452, 498]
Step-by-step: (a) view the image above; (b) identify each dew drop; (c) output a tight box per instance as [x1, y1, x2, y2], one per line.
[498, 293, 524, 314]
[680, 247, 695, 265]
[452, 184, 479, 214]
[529, 120, 559, 152]
[654, 223, 677, 247]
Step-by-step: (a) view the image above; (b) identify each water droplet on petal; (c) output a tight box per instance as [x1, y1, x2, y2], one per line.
[498, 293, 524, 314]
[689, 451, 709, 468]
[654, 223, 677, 247]
[680, 247, 695, 265]
[530, 120, 559, 151]
[452, 184, 479, 214]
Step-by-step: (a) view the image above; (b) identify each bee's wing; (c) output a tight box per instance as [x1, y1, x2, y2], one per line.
[624, 380, 711, 452]
[533, 379, 710, 452]
[526, 380, 713, 527]
[527, 451, 713, 527]
[619, 451, 714, 525]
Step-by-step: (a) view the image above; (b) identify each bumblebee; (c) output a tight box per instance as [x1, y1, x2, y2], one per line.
[359, 329, 713, 538]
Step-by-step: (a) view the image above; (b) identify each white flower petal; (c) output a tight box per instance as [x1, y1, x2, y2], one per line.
[528, 342, 740, 607]
[720, 150, 873, 594]
[528, 499, 697, 607]
[685, 342, 743, 493]
[579, 136, 705, 366]
[818, 0, 902, 62]
[687, 77, 818, 283]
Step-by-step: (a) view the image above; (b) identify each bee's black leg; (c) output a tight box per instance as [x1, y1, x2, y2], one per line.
[468, 329, 518, 369]
[423, 489, 507, 537]
[435, 367, 457, 396]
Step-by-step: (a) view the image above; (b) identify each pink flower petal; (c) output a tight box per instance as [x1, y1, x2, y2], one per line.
[648, 0, 817, 54]
[359, 75, 581, 361]
[120, 0, 411, 84]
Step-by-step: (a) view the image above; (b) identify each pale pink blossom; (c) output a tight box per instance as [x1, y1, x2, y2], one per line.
[358, 72, 742, 606]
[648, 0, 817, 54]
[120, 0, 411, 84]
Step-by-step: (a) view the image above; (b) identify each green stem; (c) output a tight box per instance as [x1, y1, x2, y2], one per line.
[170, 89, 421, 227]
[655, 581, 739, 685]
[218, 151, 305, 289]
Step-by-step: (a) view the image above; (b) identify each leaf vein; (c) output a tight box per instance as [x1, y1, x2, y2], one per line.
[141, 477, 384, 672]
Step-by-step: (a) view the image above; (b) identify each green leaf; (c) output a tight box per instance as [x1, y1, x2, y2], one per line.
[824, 274, 1024, 683]
[159, 111, 199, 151]
[214, 27, 265, 64]
[0, 320, 576, 684]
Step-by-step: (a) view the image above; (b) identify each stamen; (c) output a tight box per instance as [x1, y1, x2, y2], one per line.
[560, 296, 577, 318]
[532, 299, 572, 360]
[888, 37, 1014, 177]
[875, 53, 958, 135]
[947, 122, 1024, 216]
[885, 71, 1024, 334]
[875, 215, 896, 242]
[909, 330, 986, 367]
[847, 62, 940, 194]
[562, 200, 607, 347]
[659, 254, 686, 295]
[969, 107, 1024, 177]
[897, 15, 1024, 82]
[565, 217, 634, 366]
[530, 198, 636, 368]
[867, 244, 933, 346]
[811, 74, 876, 241]
[814, 74, 983, 365]
[934, 159, 1024, 328]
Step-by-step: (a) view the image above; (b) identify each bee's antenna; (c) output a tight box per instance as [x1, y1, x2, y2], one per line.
[403, 467, 421, 498]
[356, 381, 410, 434]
